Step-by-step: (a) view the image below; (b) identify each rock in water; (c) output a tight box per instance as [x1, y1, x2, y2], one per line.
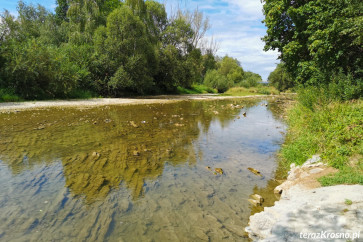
[248, 167, 262, 176]
[215, 168, 224, 175]
[251, 194, 264, 203]
[248, 199, 261, 206]
[130, 121, 139, 128]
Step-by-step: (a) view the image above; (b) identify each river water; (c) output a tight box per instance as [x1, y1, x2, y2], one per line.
[0, 97, 286, 241]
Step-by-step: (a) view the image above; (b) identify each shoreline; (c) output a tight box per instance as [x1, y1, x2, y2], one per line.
[0, 94, 280, 111]
[245, 156, 363, 241]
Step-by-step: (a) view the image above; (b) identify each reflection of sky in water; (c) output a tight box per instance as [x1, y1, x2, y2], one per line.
[0, 98, 287, 241]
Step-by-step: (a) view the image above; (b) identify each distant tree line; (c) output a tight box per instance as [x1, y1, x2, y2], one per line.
[204, 56, 262, 93]
[0, 0, 262, 99]
[264, 0, 362, 98]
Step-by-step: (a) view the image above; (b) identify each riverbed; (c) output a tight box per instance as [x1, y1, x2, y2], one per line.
[0, 97, 287, 241]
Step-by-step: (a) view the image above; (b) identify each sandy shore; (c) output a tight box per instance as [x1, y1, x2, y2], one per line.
[0, 95, 268, 111]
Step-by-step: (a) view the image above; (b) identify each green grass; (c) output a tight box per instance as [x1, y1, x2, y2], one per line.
[223, 86, 280, 96]
[177, 84, 217, 94]
[319, 166, 363, 186]
[279, 87, 363, 185]
[66, 89, 98, 99]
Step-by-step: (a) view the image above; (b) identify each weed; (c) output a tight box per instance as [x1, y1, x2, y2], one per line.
[344, 199, 353, 205]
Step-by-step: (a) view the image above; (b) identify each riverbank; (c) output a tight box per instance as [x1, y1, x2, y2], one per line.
[0, 94, 288, 111]
[245, 156, 363, 241]
[245, 87, 362, 241]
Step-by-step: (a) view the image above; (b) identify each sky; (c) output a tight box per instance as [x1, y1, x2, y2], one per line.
[0, 0, 280, 81]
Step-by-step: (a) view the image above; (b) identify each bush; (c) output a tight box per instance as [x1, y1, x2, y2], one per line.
[1, 39, 80, 99]
[204, 69, 233, 93]
[0, 89, 22, 102]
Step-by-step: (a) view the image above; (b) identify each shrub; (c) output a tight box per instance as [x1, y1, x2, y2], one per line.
[204, 69, 233, 93]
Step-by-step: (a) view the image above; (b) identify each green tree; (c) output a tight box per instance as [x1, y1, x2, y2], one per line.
[96, 6, 157, 94]
[240, 71, 262, 88]
[145, 0, 167, 43]
[268, 63, 293, 91]
[1, 39, 80, 99]
[204, 69, 233, 93]
[262, 0, 362, 85]
[55, 0, 69, 23]
[218, 56, 244, 78]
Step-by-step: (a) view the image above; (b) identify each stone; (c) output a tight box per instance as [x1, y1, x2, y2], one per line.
[304, 155, 321, 166]
[248, 167, 262, 176]
[251, 194, 264, 203]
[309, 168, 323, 174]
[92, 152, 100, 158]
[214, 168, 223, 175]
[130, 121, 138, 128]
[248, 199, 261, 206]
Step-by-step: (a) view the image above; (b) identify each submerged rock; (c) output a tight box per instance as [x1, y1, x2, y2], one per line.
[214, 168, 224, 175]
[248, 198, 261, 206]
[248, 167, 262, 176]
[251, 194, 264, 203]
[130, 121, 138, 128]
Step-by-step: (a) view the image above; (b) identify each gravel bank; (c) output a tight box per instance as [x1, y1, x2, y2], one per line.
[0, 95, 269, 111]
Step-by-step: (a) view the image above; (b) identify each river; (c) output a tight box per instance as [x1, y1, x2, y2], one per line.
[0, 97, 286, 241]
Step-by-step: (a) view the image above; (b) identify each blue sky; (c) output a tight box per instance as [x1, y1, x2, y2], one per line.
[0, 0, 280, 80]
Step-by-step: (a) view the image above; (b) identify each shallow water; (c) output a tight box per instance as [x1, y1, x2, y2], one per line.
[0, 98, 286, 241]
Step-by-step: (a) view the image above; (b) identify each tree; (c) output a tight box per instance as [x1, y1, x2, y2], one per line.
[268, 63, 293, 91]
[144, 0, 167, 43]
[262, 0, 362, 85]
[96, 6, 157, 94]
[55, 0, 69, 23]
[239, 71, 262, 88]
[204, 69, 232, 93]
[218, 56, 244, 81]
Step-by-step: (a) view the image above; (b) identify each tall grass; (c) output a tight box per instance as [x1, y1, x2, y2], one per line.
[223, 86, 280, 96]
[280, 85, 362, 185]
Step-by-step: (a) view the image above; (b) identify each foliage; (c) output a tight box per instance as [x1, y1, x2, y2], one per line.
[100, 6, 156, 94]
[218, 56, 244, 82]
[239, 71, 262, 88]
[0, 89, 22, 102]
[177, 84, 217, 94]
[203, 69, 233, 93]
[202, 55, 263, 92]
[262, 0, 363, 86]
[1, 39, 80, 99]
[268, 63, 294, 91]
[0, 0, 217, 99]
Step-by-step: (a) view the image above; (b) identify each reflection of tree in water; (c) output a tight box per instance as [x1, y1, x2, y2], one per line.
[0, 98, 261, 202]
